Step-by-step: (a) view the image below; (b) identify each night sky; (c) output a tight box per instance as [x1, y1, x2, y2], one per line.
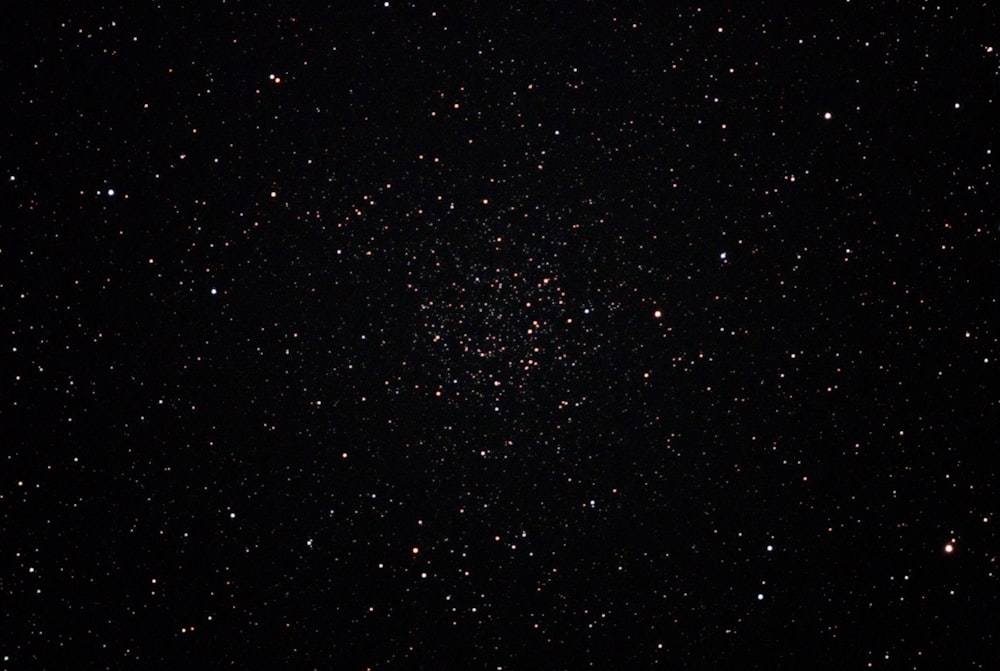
[3, 2, 998, 669]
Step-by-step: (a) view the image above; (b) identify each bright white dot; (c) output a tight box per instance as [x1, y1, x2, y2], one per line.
[229, 512, 236, 519]
[823, 112, 832, 120]
[653, 310, 662, 319]
[954, 102, 961, 109]
[766, 544, 774, 552]
[944, 543, 954, 554]
[210, 288, 218, 295]
[9, 175, 15, 181]
[720, 252, 727, 260]
[757, 593, 764, 600]
[107, 188, 115, 196]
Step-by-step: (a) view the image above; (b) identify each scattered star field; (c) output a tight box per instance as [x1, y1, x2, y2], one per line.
[3, 2, 998, 669]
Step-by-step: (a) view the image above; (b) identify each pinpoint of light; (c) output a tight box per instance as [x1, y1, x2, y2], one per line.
[411, 547, 420, 555]
[823, 112, 832, 120]
[757, 593, 764, 601]
[944, 543, 954, 554]
[107, 188, 115, 196]
[653, 310, 662, 319]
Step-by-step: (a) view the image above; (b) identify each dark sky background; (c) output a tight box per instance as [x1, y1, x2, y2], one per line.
[3, 2, 998, 669]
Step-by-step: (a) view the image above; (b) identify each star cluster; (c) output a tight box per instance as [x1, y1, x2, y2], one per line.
[3, 2, 998, 669]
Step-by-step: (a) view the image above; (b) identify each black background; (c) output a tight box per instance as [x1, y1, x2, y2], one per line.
[2, 2, 998, 669]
